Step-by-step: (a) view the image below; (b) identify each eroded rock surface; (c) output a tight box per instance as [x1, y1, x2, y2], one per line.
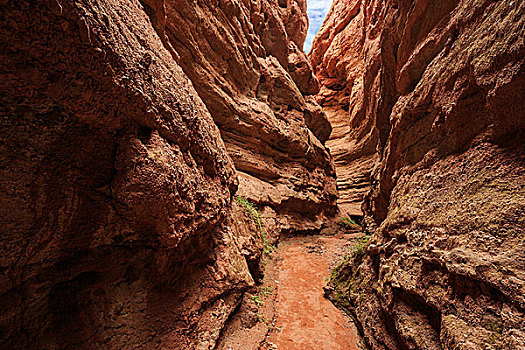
[0, 0, 335, 348]
[161, 0, 337, 233]
[310, 0, 380, 217]
[319, 0, 525, 349]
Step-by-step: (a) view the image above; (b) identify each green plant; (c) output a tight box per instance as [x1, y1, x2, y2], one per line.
[483, 321, 503, 334]
[257, 315, 274, 332]
[332, 235, 370, 273]
[251, 294, 264, 308]
[352, 234, 370, 259]
[326, 234, 373, 313]
[261, 286, 274, 297]
[338, 216, 359, 228]
[235, 196, 276, 254]
[328, 234, 371, 293]
[483, 320, 503, 344]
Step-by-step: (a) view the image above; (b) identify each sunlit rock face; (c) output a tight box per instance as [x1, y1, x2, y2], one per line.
[162, 0, 337, 234]
[315, 0, 525, 348]
[310, 0, 379, 217]
[0, 0, 335, 348]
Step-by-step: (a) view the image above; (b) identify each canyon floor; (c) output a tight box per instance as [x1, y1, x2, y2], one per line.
[218, 232, 364, 350]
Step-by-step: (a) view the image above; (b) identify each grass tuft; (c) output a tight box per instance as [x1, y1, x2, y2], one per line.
[235, 196, 276, 255]
[337, 216, 359, 229]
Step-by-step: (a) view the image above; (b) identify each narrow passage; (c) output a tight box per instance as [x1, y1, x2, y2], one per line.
[267, 234, 360, 350]
[218, 233, 362, 350]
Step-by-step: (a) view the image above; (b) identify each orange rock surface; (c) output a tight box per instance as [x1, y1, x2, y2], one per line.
[310, 0, 380, 217]
[162, 0, 337, 232]
[316, 0, 525, 349]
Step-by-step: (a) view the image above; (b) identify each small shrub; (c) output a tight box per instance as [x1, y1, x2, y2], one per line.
[329, 234, 371, 293]
[332, 235, 370, 273]
[261, 286, 274, 297]
[251, 294, 264, 308]
[257, 315, 273, 332]
[483, 321, 503, 334]
[351, 234, 370, 260]
[483, 320, 503, 344]
[338, 216, 359, 229]
[235, 196, 275, 254]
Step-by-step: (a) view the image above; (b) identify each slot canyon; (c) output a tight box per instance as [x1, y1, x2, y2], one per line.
[0, 0, 523, 349]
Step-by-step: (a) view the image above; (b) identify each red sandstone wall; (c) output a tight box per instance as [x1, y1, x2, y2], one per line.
[317, 0, 525, 348]
[0, 0, 335, 348]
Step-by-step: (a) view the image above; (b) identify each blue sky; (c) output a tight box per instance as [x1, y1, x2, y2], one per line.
[304, 0, 333, 53]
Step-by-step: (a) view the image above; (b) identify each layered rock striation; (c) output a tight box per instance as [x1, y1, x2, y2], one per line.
[319, 0, 525, 349]
[160, 0, 337, 232]
[309, 0, 381, 217]
[0, 0, 335, 348]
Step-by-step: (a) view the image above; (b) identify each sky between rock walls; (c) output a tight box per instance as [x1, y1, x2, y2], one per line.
[304, 0, 333, 53]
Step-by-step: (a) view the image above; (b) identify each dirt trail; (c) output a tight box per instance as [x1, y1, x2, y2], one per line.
[267, 234, 361, 350]
[217, 233, 362, 350]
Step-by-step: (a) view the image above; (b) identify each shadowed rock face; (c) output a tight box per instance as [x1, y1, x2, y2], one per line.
[0, 0, 335, 348]
[318, 0, 525, 349]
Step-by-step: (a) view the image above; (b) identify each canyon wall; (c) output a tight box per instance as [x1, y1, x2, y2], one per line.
[161, 0, 337, 233]
[320, 0, 525, 349]
[310, 0, 381, 217]
[0, 0, 335, 348]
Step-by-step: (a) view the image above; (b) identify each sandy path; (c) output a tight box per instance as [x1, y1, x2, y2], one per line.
[267, 234, 360, 350]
